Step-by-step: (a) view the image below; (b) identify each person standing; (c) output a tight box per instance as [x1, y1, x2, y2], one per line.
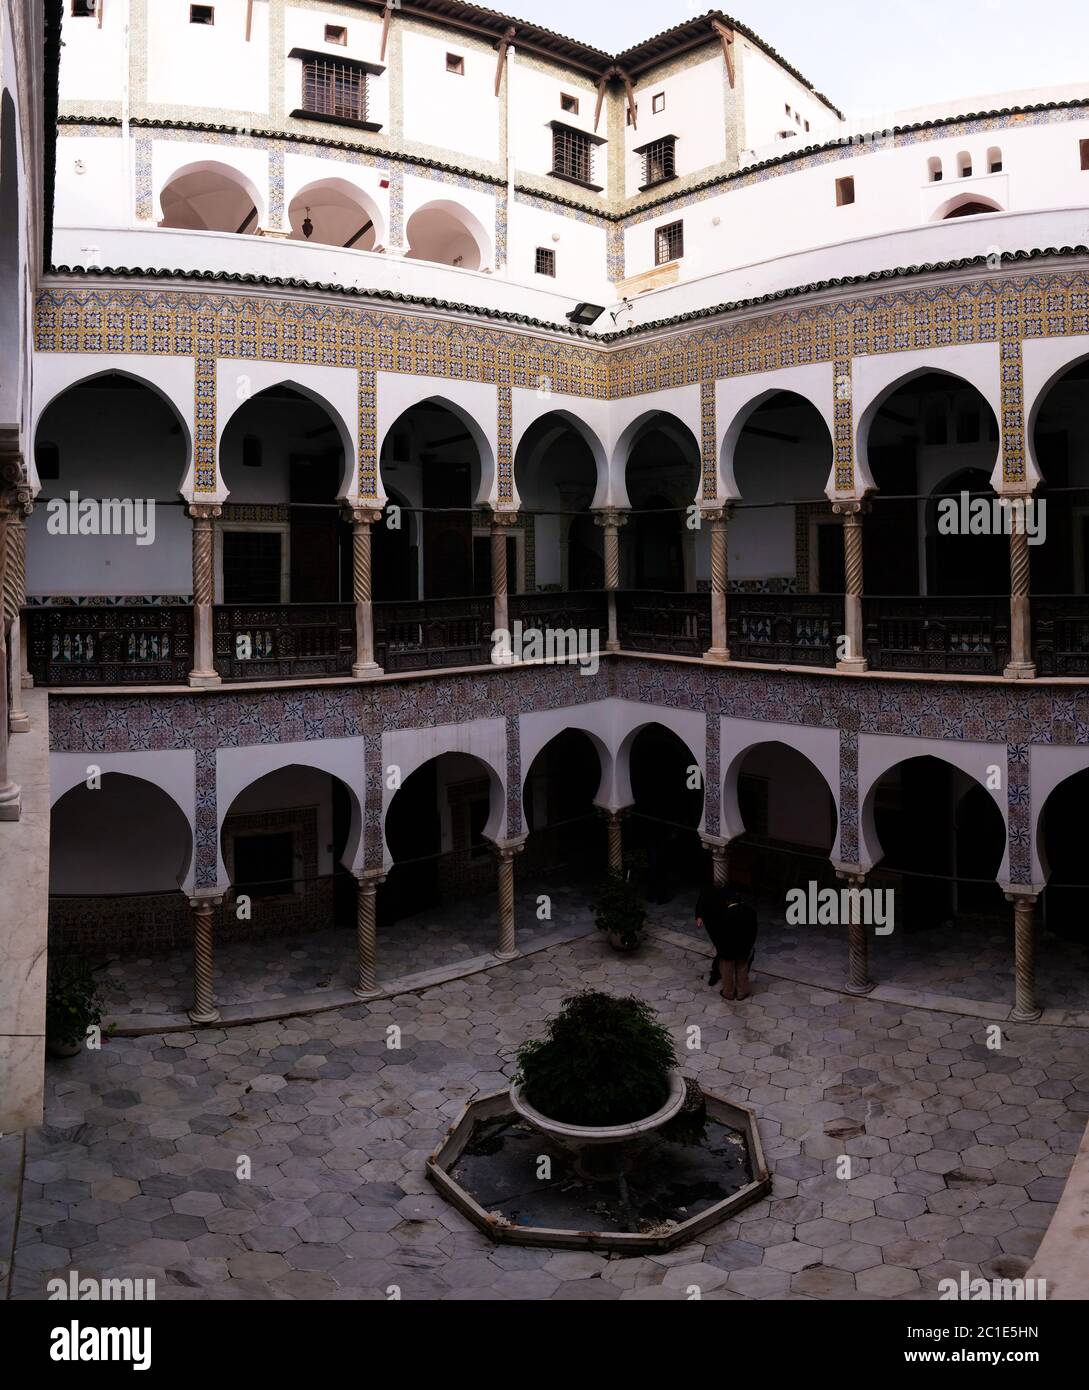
[696, 883, 759, 1001]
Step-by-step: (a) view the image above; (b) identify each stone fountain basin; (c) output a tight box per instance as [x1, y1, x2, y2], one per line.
[509, 1069, 687, 1147]
[426, 1084, 771, 1254]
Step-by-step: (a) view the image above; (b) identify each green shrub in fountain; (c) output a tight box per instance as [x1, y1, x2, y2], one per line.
[514, 990, 676, 1126]
[592, 871, 646, 951]
[46, 959, 105, 1056]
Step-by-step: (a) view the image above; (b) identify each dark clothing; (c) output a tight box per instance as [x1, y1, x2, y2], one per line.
[696, 887, 758, 986]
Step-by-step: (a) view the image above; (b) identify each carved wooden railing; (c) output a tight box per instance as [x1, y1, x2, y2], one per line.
[26, 605, 193, 685]
[508, 590, 608, 655]
[374, 595, 493, 672]
[212, 603, 355, 680]
[863, 596, 1009, 674]
[728, 594, 839, 667]
[1031, 597, 1089, 676]
[617, 590, 711, 657]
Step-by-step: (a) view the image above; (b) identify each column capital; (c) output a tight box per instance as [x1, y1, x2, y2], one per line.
[831, 497, 870, 518]
[487, 507, 520, 528]
[699, 831, 734, 853]
[188, 889, 226, 909]
[594, 507, 629, 530]
[343, 503, 384, 526]
[1002, 883, 1043, 904]
[595, 802, 632, 823]
[356, 867, 388, 888]
[700, 504, 733, 524]
[491, 835, 528, 860]
[833, 861, 868, 887]
[187, 503, 222, 522]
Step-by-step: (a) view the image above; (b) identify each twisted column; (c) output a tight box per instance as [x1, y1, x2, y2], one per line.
[1004, 497, 1036, 678]
[838, 869, 875, 995]
[493, 839, 526, 958]
[489, 509, 518, 662]
[597, 806, 628, 875]
[188, 504, 222, 687]
[346, 506, 383, 677]
[595, 508, 628, 652]
[0, 465, 25, 819]
[353, 869, 386, 998]
[1006, 888, 1042, 1021]
[188, 893, 224, 1024]
[4, 491, 30, 731]
[702, 836, 730, 887]
[705, 506, 731, 663]
[832, 500, 868, 673]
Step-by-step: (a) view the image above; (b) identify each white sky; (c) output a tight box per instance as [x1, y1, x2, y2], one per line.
[500, 1, 1089, 117]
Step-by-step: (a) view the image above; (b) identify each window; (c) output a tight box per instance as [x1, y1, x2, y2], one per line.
[655, 219, 684, 265]
[71, 0, 96, 15]
[552, 126, 596, 186]
[805, 119, 810, 132]
[928, 156, 943, 182]
[639, 135, 676, 188]
[957, 151, 973, 178]
[1082, 139, 1089, 170]
[652, 92, 666, 114]
[446, 52, 464, 75]
[988, 146, 1003, 173]
[835, 176, 855, 206]
[302, 58, 368, 123]
[785, 103, 792, 117]
[325, 25, 347, 46]
[534, 247, 556, 277]
[189, 4, 214, 23]
[560, 93, 579, 114]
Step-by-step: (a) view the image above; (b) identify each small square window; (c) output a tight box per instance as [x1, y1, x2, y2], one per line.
[836, 176, 855, 206]
[1082, 139, 1089, 171]
[560, 93, 579, 115]
[652, 92, 666, 114]
[961, 164, 973, 178]
[71, 0, 96, 15]
[190, 4, 214, 24]
[655, 219, 683, 266]
[989, 157, 1002, 173]
[325, 25, 347, 46]
[535, 247, 556, 277]
[805, 120, 810, 132]
[785, 103, 792, 116]
[446, 53, 464, 75]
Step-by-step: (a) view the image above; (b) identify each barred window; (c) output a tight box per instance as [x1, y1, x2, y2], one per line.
[535, 247, 556, 277]
[302, 58, 368, 123]
[655, 220, 684, 265]
[640, 136, 676, 188]
[552, 126, 595, 186]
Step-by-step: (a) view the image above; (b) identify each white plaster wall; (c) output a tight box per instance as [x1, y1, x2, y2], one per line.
[511, 59, 601, 188]
[152, 141, 270, 227]
[1029, 744, 1089, 884]
[508, 197, 611, 303]
[53, 138, 130, 230]
[518, 702, 617, 810]
[624, 54, 727, 197]
[740, 41, 839, 154]
[402, 29, 497, 162]
[402, 172, 496, 266]
[148, 0, 270, 115]
[283, 151, 389, 246]
[57, 1, 126, 103]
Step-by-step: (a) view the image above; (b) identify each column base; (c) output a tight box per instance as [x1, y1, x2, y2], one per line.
[844, 979, 875, 996]
[1010, 1004, 1042, 1023]
[0, 782, 22, 821]
[1003, 661, 1036, 680]
[836, 658, 869, 674]
[188, 671, 222, 688]
[187, 1007, 221, 1025]
[494, 949, 519, 961]
[352, 986, 381, 1001]
[703, 647, 731, 665]
[9, 712, 30, 733]
[352, 662, 384, 679]
[605, 640, 621, 653]
[21, 674, 34, 689]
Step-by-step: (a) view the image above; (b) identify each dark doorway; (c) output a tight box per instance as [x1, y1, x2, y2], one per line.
[289, 451, 349, 602]
[927, 469, 1007, 597]
[422, 460, 472, 598]
[626, 725, 704, 902]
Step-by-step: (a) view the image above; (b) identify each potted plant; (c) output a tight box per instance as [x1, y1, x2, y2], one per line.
[46, 959, 105, 1058]
[510, 991, 684, 1146]
[593, 870, 646, 952]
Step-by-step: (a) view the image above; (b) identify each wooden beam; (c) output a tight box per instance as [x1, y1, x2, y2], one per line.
[380, 0, 395, 62]
[344, 220, 374, 249]
[593, 72, 610, 132]
[245, 0, 253, 42]
[620, 70, 637, 131]
[711, 20, 735, 87]
[495, 25, 515, 97]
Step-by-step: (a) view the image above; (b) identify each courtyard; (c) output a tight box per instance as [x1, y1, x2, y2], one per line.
[6, 929, 1087, 1301]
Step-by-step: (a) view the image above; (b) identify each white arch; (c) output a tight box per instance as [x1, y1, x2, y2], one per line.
[287, 175, 387, 252]
[612, 405, 703, 510]
[32, 361, 195, 498]
[1023, 335, 1089, 488]
[716, 364, 836, 500]
[933, 191, 1003, 221]
[158, 158, 266, 233]
[612, 703, 706, 830]
[215, 362, 359, 499]
[719, 718, 840, 859]
[857, 734, 1009, 879]
[1029, 744, 1089, 885]
[511, 392, 611, 510]
[381, 719, 508, 869]
[853, 343, 1002, 495]
[405, 198, 494, 271]
[49, 750, 197, 892]
[376, 375, 498, 506]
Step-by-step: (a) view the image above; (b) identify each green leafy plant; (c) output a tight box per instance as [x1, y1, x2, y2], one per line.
[592, 871, 646, 950]
[45, 959, 105, 1051]
[515, 990, 676, 1126]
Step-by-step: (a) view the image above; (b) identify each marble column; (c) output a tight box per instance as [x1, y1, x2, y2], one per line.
[493, 838, 526, 958]
[701, 833, 730, 887]
[1005, 887, 1042, 1022]
[353, 868, 386, 999]
[188, 504, 222, 688]
[704, 506, 731, 664]
[597, 806, 627, 875]
[188, 892, 224, 1025]
[489, 509, 518, 661]
[5, 494, 30, 731]
[1004, 498, 1036, 679]
[0, 486, 22, 820]
[838, 869, 874, 995]
[832, 500, 868, 673]
[595, 507, 628, 652]
[346, 505, 383, 677]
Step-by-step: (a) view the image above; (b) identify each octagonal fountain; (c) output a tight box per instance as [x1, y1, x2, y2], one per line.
[427, 991, 770, 1253]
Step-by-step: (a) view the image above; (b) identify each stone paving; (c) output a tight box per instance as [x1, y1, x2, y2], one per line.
[10, 931, 1089, 1301]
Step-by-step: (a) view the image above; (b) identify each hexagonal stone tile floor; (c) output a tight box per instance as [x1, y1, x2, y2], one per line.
[10, 932, 1088, 1300]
